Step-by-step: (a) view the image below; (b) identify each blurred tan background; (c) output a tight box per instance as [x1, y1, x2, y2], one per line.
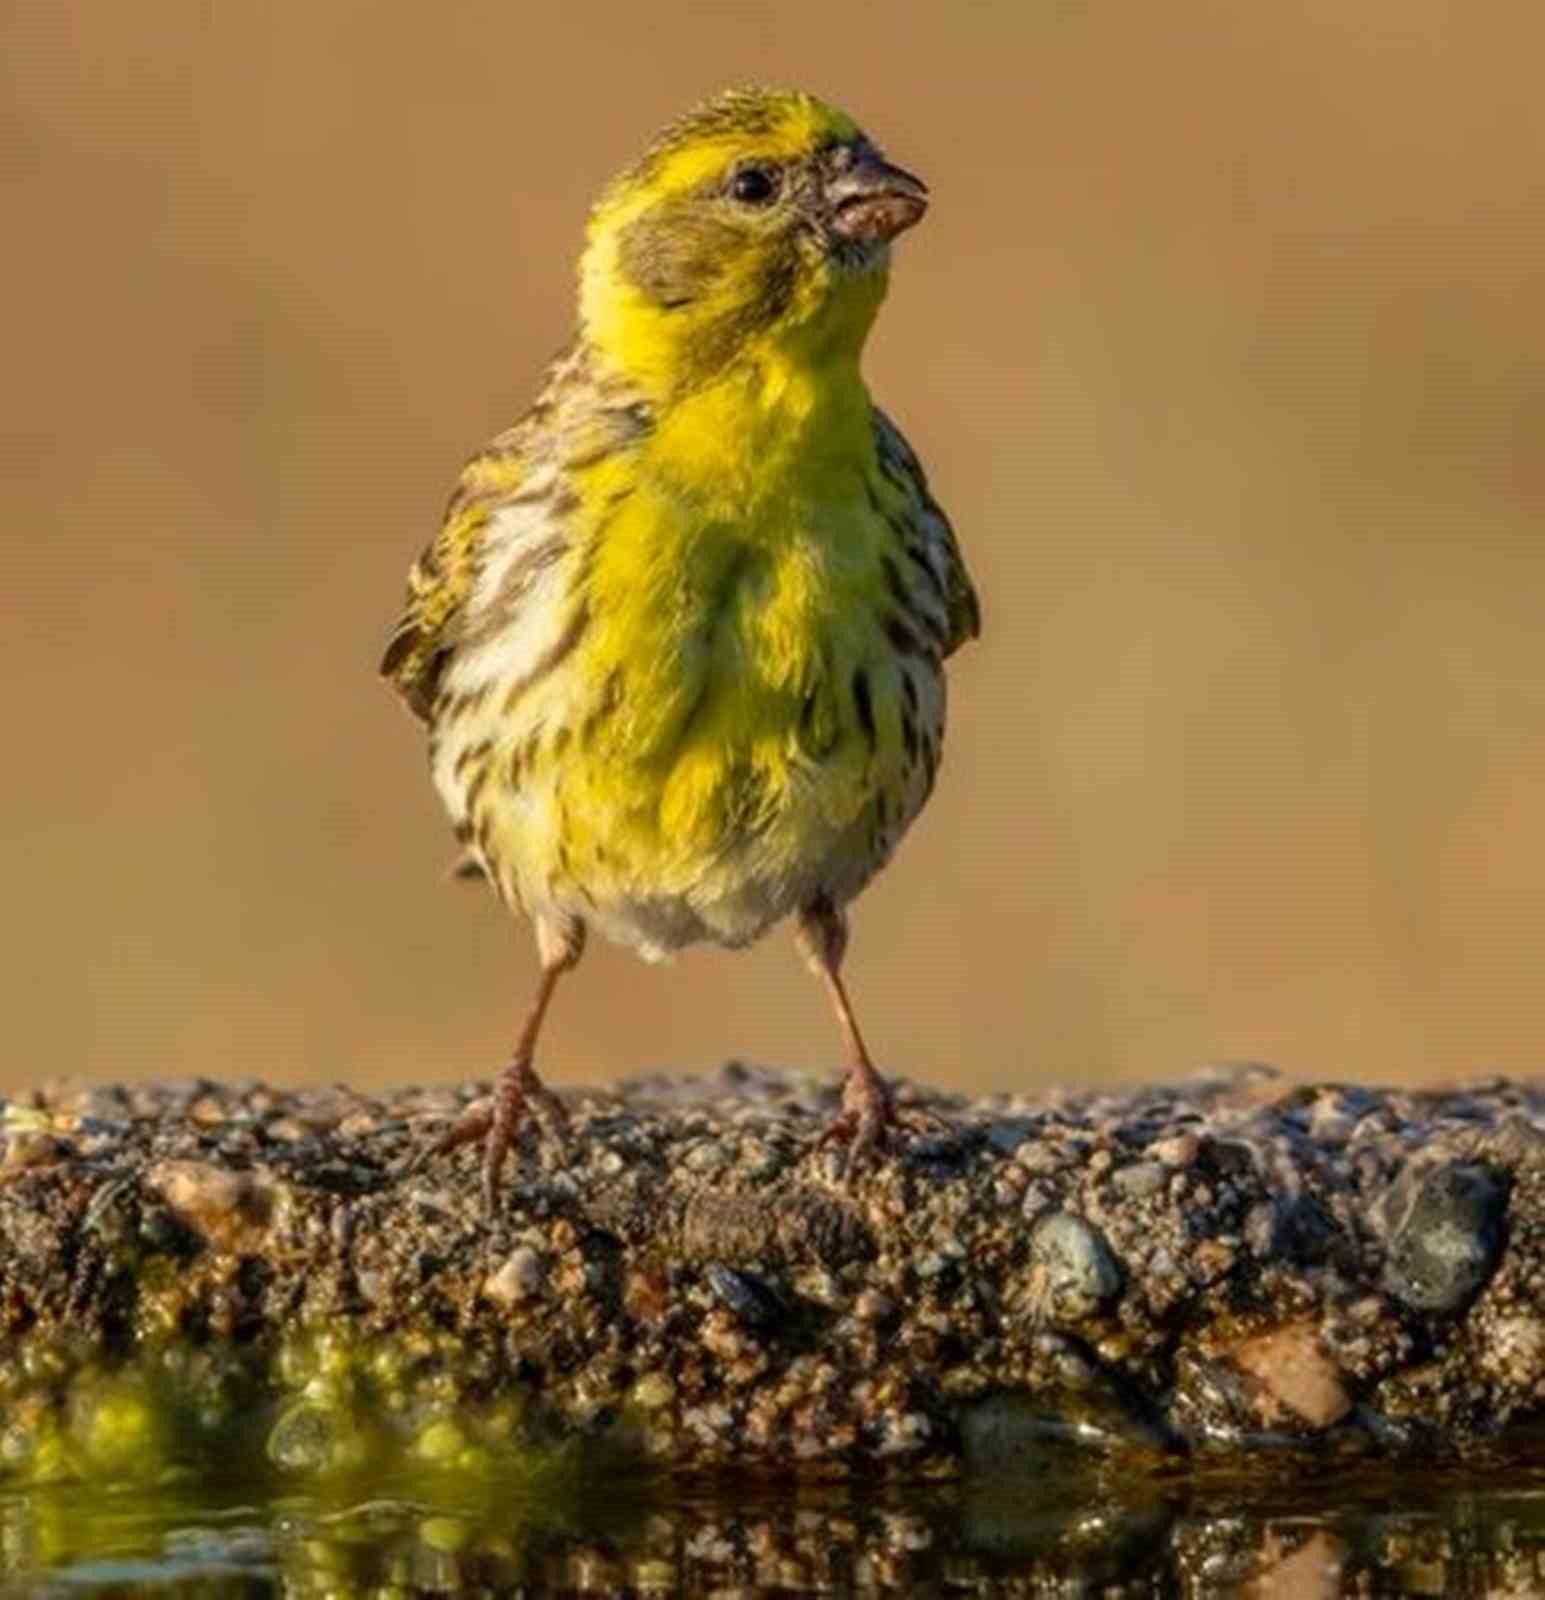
[4, 1, 1542, 1099]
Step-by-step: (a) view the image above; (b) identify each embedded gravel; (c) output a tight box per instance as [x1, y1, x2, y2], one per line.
[4, 1061, 1545, 1474]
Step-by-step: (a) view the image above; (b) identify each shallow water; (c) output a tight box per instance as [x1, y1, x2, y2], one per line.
[7, 1457, 1545, 1596]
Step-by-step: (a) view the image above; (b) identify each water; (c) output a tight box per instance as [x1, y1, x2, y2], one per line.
[7, 1459, 1545, 1595]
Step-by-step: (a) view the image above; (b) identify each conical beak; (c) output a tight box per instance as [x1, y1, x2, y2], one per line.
[826, 149, 929, 244]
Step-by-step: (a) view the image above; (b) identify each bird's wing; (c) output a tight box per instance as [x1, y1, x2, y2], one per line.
[378, 424, 533, 723]
[872, 407, 981, 658]
[379, 343, 649, 723]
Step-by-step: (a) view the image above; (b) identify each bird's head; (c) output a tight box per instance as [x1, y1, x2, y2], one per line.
[578, 88, 928, 394]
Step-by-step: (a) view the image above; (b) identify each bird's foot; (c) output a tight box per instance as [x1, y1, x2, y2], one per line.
[816, 1064, 934, 1180]
[398, 1057, 569, 1218]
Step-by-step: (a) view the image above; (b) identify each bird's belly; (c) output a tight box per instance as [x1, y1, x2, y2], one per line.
[437, 633, 945, 962]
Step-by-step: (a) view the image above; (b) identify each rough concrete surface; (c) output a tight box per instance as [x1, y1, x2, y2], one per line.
[3, 1062, 1545, 1481]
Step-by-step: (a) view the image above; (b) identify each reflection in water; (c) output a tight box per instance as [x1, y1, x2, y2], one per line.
[8, 1456, 1545, 1595]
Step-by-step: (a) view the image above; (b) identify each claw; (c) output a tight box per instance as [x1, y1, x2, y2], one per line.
[816, 1065, 902, 1181]
[396, 1065, 568, 1219]
[528, 1083, 572, 1143]
[395, 1097, 494, 1181]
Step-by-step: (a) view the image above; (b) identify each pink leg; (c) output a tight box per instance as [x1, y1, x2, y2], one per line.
[797, 898, 907, 1178]
[401, 919, 582, 1216]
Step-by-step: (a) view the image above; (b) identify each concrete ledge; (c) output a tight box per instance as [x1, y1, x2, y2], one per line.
[2, 1063, 1543, 1481]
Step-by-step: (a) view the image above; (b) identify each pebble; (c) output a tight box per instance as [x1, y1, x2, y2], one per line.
[632, 1371, 675, 1410]
[1, 1131, 74, 1170]
[984, 1117, 1041, 1155]
[683, 1141, 729, 1174]
[483, 1246, 545, 1306]
[1476, 1315, 1545, 1388]
[1027, 1212, 1123, 1320]
[1015, 1141, 1064, 1175]
[873, 1410, 931, 1457]
[705, 1264, 784, 1329]
[146, 1161, 277, 1252]
[1152, 1133, 1200, 1168]
[1111, 1162, 1166, 1198]
[854, 1290, 895, 1324]
[1230, 1323, 1352, 1429]
[1382, 1161, 1507, 1313]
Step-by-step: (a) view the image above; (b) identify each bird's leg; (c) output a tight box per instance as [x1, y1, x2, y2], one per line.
[477, 959, 573, 1214]
[797, 898, 902, 1176]
[401, 919, 583, 1217]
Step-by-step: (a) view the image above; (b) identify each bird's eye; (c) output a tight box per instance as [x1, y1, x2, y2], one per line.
[729, 164, 779, 205]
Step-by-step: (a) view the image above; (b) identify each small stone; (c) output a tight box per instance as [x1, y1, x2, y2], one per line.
[1015, 1141, 1064, 1175]
[854, 1290, 895, 1323]
[705, 1264, 784, 1329]
[796, 1266, 844, 1307]
[874, 1411, 931, 1457]
[683, 1141, 728, 1173]
[1152, 1133, 1200, 1168]
[1477, 1314, 1545, 1390]
[1111, 1162, 1166, 1198]
[1231, 1323, 1352, 1429]
[1, 1131, 74, 1170]
[187, 1094, 228, 1126]
[1190, 1239, 1237, 1285]
[1309, 1099, 1355, 1141]
[483, 1246, 545, 1306]
[632, 1372, 675, 1410]
[984, 1117, 1041, 1155]
[1382, 1161, 1507, 1313]
[1027, 1212, 1123, 1320]
[146, 1161, 278, 1253]
[1244, 1201, 1280, 1258]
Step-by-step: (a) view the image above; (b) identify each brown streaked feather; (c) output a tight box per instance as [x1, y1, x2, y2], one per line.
[378, 340, 651, 724]
[872, 408, 980, 658]
[378, 432, 529, 723]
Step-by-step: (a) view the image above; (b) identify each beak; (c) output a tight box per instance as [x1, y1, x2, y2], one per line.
[826, 147, 929, 244]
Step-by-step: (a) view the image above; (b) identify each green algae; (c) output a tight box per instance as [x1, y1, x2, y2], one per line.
[0, 1325, 594, 1511]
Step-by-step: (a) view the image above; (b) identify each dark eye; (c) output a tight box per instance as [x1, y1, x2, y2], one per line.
[729, 164, 779, 205]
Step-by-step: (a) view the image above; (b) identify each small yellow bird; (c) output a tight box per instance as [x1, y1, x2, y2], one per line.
[381, 88, 979, 1210]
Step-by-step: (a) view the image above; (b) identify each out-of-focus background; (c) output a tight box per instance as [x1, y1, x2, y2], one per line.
[4, 2, 1542, 1097]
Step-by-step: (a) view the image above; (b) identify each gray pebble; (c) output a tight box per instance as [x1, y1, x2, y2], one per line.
[1028, 1212, 1123, 1319]
[1111, 1162, 1166, 1199]
[985, 1117, 1041, 1155]
[1383, 1161, 1507, 1313]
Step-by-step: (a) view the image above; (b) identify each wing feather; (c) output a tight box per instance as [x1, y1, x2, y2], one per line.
[872, 408, 980, 657]
[379, 342, 650, 723]
[378, 432, 528, 722]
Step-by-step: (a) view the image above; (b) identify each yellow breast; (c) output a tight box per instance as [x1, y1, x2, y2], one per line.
[443, 353, 944, 956]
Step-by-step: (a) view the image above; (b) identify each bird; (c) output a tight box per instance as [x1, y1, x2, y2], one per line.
[380, 87, 979, 1213]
